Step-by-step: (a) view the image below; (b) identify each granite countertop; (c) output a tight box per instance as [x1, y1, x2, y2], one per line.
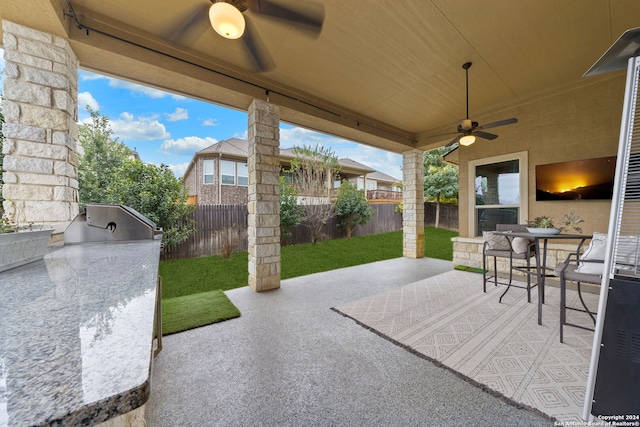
[0, 239, 162, 427]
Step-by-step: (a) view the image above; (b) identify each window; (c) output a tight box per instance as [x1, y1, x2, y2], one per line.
[469, 152, 528, 236]
[237, 163, 248, 186]
[221, 160, 236, 185]
[366, 180, 377, 191]
[203, 159, 215, 184]
[283, 171, 294, 185]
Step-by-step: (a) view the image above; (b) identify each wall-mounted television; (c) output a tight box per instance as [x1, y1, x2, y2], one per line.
[535, 156, 616, 201]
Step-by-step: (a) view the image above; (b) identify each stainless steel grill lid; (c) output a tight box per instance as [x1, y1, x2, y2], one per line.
[65, 204, 162, 243]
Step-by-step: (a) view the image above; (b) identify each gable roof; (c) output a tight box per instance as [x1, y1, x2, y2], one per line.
[185, 138, 379, 178]
[338, 158, 376, 174]
[367, 170, 400, 183]
[196, 138, 248, 158]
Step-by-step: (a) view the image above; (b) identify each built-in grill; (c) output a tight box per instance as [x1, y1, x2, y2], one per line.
[65, 204, 162, 244]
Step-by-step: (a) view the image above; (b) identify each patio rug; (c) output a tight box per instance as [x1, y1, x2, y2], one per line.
[332, 270, 598, 424]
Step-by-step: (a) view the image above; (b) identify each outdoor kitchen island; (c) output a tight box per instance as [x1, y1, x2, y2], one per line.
[0, 238, 162, 426]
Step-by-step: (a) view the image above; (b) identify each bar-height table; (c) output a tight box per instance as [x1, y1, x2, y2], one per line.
[494, 231, 589, 325]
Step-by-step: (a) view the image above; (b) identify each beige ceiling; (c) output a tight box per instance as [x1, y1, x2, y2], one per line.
[1, 0, 639, 153]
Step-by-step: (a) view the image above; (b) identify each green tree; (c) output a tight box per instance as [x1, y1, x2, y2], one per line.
[423, 147, 459, 228]
[335, 180, 374, 239]
[107, 160, 194, 247]
[279, 176, 304, 240]
[78, 108, 194, 247]
[78, 107, 133, 204]
[289, 144, 340, 244]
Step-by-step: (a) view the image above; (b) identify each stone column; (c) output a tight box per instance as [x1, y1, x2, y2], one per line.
[1, 20, 79, 234]
[402, 149, 424, 258]
[247, 100, 280, 292]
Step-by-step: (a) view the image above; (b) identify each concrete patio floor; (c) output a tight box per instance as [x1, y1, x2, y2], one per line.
[147, 257, 553, 427]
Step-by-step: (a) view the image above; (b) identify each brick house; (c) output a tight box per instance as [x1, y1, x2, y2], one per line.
[183, 138, 401, 205]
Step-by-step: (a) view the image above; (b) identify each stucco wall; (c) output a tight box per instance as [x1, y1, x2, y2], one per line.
[457, 73, 625, 238]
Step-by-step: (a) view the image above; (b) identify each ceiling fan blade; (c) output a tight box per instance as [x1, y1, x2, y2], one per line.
[162, 3, 211, 46]
[247, 0, 325, 36]
[241, 16, 276, 72]
[478, 117, 518, 130]
[446, 135, 462, 147]
[473, 131, 499, 140]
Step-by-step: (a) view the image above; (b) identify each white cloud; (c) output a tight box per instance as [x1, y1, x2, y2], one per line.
[79, 70, 107, 81]
[280, 126, 402, 179]
[160, 136, 218, 155]
[77, 91, 100, 112]
[111, 112, 171, 141]
[108, 79, 185, 100]
[165, 107, 189, 122]
[280, 127, 337, 149]
[78, 70, 185, 100]
[167, 162, 191, 178]
[233, 129, 249, 140]
[202, 118, 220, 127]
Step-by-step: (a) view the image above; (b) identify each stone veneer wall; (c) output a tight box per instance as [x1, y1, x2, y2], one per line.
[1, 20, 79, 233]
[247, 100, 280, 291]
[402, 149, 424, 258]
[453, 236, 581, 276]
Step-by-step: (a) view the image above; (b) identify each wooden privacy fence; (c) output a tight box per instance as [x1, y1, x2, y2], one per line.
[161, 202, 459, 260]
[424, 202, 459, 230]
[161, 204, 249, 261]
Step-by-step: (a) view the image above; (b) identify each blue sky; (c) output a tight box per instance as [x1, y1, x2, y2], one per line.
[75, 70, 403, 179]
[0, 50, 402, 180]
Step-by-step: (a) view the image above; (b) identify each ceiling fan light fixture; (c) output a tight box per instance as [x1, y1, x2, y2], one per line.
[209, 1, 245, 40]
[459, 135, 476, 146]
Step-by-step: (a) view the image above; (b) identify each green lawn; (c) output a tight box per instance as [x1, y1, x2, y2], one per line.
[160, 227, 458, 298]
[159, 227, 457, 334]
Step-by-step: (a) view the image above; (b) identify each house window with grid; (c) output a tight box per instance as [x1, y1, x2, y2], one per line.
[221, 160, 236, 185]
[469, 152, 528, 236]
[203, 159, 215, 184]
[237, 162, 248, 186]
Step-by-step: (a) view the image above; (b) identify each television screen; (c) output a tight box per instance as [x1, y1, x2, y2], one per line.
[535, 156, 616, 201]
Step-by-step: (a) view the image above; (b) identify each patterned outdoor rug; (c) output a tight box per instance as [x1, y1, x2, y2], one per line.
[332, 270, 598, 423]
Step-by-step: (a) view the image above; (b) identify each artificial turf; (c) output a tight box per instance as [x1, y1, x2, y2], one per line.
[161, 289, 241, 335]
[158, 226, 458, 333]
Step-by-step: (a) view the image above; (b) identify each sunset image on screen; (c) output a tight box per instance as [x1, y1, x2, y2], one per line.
[535, 156, 616, 201]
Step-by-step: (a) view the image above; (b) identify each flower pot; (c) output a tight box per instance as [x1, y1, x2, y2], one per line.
[526, 227, 561, 235]
[0, 229, 53, 273]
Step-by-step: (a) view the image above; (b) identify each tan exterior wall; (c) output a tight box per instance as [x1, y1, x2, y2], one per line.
[457, 74, 625, 239]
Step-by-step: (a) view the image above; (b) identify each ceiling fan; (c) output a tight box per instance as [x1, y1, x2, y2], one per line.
[443, 62, 518, 147]
[165, 0, 325, 72]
